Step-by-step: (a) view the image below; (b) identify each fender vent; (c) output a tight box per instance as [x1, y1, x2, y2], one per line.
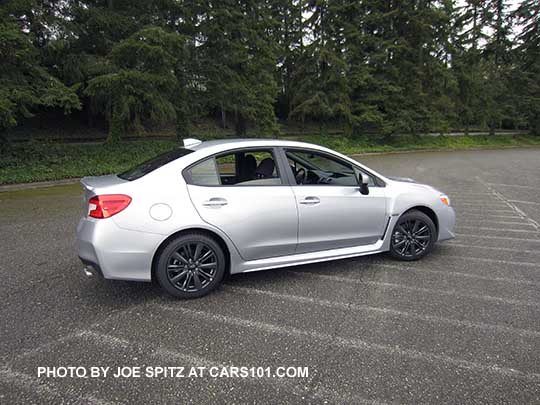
[381, 216, 392, 240]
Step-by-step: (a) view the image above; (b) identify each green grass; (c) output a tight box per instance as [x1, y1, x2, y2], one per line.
[296, 133, 540, 155]
[1, 134, 539, 185]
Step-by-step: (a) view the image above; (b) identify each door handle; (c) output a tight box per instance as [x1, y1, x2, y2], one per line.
[299, 196, 320, 205]
[202, 197, 228, 208]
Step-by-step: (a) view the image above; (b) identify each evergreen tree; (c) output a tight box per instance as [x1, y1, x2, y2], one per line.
[482, 0, 514, 135]
[289, 0, 351, 131]
[0, 4, 80, 133]
[1, 0, 539, 138]
[269, 0, 303, 122]
[85, 27, 188, 141]
[198, 0, 279, 136]
[513, 0, 540, 134]
[451, 0, 489, 134]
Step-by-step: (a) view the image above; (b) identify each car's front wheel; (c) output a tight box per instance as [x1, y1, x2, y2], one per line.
[389, 210, 436, 261]
[155, 233, 226, 298]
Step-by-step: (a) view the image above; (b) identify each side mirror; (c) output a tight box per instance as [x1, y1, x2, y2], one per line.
[359, 173, 370, 195]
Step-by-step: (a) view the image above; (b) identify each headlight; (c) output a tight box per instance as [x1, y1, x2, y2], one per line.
[440, 194, 451, 206]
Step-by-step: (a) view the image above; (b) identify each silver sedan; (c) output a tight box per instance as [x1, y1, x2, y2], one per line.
[77, 138, 455, 298]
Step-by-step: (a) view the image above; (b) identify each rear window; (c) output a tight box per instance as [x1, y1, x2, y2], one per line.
[118, 148, 193, 181]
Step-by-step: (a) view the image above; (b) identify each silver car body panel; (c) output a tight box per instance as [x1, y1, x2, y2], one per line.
[77, 139, 455, 281]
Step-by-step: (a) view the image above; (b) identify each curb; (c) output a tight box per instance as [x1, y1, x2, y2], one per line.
[0, 178, 81, 193]
[349, 144, 540, 157]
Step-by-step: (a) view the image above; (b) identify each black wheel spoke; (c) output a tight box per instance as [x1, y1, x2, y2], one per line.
[199, 250, 213, 263]
[172, 252, 188, 264]
[193, 272, 202, 289]
[182, 273, 192, 290]
[193, 243, 203, 260]
[184, 244, 193, 259]
[166, 241, 219, 293]
[170, 269, 189, 284]
[400, 240, 409, 255]
[394, 239, 407, 248]
[198, 269, 213, 280]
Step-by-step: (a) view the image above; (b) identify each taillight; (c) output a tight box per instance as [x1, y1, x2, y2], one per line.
[88, 194, 132, 218]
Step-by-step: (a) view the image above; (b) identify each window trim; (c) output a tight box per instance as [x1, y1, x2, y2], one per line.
[280, 147, 386, 188]
[182, 147, 287, 187]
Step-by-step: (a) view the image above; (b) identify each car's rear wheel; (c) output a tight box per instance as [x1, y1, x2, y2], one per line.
[156, 233, 226, 298]
[389, 210, 436, 261]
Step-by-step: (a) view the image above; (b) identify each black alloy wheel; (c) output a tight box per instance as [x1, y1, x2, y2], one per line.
[156, 233, 225, 298]
[389, 210, 436, 261]
[167, 242, 217, 292]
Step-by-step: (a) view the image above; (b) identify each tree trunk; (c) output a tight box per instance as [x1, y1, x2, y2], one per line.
[235, 114, 246, 136]
[107, 111, 122, 143]
[220, 104, 226, 129]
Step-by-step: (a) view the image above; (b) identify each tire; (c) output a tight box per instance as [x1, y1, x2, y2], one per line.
[155, 233, 226, 298]
[389, 210, 436, 261]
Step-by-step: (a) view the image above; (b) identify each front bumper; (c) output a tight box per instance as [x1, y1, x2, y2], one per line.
[77, 217, 163, 282]
[437, 206, 456, 241]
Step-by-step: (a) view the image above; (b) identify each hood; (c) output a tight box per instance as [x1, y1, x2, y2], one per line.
[386, 176, 417, 183]
[387, 176, 442, 194]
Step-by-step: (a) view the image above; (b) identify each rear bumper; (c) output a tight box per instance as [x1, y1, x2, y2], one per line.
[437, 206, 456, 241]
[77, 217, 162, 282]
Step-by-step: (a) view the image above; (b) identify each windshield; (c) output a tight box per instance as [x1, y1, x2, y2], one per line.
[118, 148, 193, 181]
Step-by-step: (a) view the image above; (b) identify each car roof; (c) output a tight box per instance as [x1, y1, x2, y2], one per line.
[189, 138, 319, 152]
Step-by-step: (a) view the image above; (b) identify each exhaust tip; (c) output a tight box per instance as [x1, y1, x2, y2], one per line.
[83, 266, 96, 277]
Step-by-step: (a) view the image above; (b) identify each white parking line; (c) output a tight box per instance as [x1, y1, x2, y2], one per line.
[424, 255, 540, 268]
[79, 330, 218, 366]
[290, 271, 540, 307]
[487, 182, 538, 190]
[457, 225, 538, 234]
[7, 331, 85, 363]
[7, 305, 148, 363]
[456, 220, 536, 227]
[477, 177, 540, 231]
[363, 262, 540, 285]
[0, 367, 114, 405]
[226, 285, 540, 338]
[158, 304, 540, 382]
[508, 199, 540, 206]
[446, 242, 540, 256]
[80, 330, 384, 405]
[457, 209, 517, 214]
[453, 202, 510, 208]
[455, 233, 540, 243]
[443, 192, 493, 196]
[459, 214, 523, 220]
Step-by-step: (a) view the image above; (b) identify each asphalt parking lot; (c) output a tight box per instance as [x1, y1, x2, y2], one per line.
[1, 147, 540, 404]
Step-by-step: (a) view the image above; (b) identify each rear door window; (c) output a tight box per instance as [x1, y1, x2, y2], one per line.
[186, 149, 282, 186]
